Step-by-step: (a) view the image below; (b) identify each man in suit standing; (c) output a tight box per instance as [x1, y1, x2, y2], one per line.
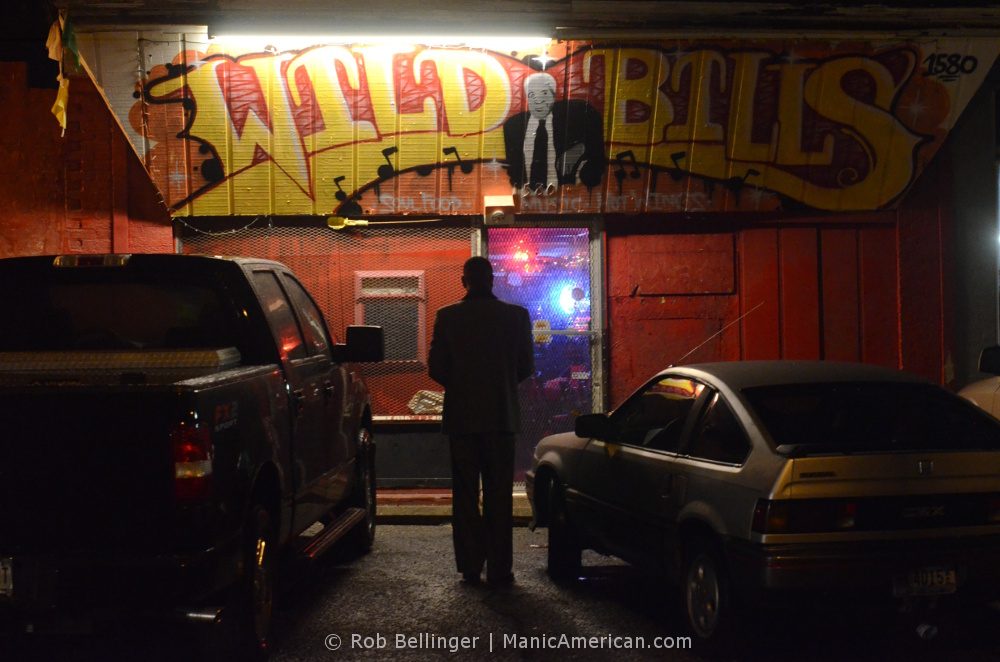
[428, 256, 535, 586]
[503, 72, 606, 192]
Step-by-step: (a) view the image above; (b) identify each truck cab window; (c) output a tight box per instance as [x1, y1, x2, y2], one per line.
[282, 275, 332, 358]
[253, 271, 307, 361]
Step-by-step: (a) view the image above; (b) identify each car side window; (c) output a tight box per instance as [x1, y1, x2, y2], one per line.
[611, 377, 703, 451]
[685, 392, 751, 465]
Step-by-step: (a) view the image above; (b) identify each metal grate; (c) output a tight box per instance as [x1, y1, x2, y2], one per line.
[181, 222, 473, 418]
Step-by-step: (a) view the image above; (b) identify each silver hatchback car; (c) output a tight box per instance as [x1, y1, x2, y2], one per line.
[527, 361, 1000, 650]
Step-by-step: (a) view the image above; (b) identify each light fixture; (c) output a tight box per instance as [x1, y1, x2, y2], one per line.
[209, 33, 553, 51]
[484, 194, 514, 226]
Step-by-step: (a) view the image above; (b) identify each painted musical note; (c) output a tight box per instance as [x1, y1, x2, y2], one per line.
[374, 146, 398, 198]
[334, 175, 363, 215]
[334, 175, 350, 202]
[442, 146, 473, 191]
[614, 150, 641, 195]
[195, 142, 224, 183]
[669, 151, 687, 181]
[724, 168, 761, 203]
[377, 146, 398, 180]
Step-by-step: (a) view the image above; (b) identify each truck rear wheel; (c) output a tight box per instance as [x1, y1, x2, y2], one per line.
[209, 502, 276, 662]
[344, 427, 376, 554]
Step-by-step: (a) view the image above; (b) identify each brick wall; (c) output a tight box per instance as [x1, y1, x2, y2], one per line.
[0, 62, 172, 259]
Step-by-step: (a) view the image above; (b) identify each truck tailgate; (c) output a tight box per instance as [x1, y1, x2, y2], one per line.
[0, 349, 243, 556]
[0, 385, 190, 554]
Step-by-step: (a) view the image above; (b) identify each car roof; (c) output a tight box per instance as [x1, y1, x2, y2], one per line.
[661, 360, 932, 391]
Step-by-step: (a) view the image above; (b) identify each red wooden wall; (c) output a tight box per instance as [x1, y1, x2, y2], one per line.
[606, 158, 954, 408]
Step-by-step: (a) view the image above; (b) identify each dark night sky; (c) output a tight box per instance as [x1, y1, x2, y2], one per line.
[1, 0, 59, 88]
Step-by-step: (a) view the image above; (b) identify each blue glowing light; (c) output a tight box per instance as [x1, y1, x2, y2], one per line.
[559, 285, 576, 314]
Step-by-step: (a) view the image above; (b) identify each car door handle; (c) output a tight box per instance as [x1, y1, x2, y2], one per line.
[662, 473, 673, 500]
[323, 380, 336, 399]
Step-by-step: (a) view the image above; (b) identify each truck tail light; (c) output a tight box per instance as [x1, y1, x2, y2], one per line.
[752, 498, 858, 534]
[171, 423, 213, 504]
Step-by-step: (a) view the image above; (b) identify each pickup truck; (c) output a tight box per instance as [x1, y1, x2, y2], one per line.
[0, 253, 384, 659]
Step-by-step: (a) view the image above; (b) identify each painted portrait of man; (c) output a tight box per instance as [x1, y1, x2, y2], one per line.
[502, 72, 606, 192]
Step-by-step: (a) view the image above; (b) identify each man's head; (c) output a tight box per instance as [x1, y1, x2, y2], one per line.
[524, 73, 556, 120]
[462, 256, 494, 294]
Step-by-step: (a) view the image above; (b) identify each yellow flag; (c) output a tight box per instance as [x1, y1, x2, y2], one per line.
[46, 14, 73, 135]
[51, 75, 69, 136]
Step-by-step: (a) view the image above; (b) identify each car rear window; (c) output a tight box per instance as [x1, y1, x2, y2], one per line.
[742, 382, 1000, 455]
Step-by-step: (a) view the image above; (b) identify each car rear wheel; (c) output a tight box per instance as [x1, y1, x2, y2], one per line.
[682, 537, 737, 655]
[547, 484, 581, 582]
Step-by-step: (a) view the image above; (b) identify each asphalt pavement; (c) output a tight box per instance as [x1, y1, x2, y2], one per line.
[264, 523, 1000, 662]
[4, 495, 1000, 662]
[270, 524, 698, 661]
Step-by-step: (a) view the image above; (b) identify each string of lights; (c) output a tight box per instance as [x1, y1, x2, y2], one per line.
[174, 215, 267, 237]
[176, 215, 449, 235]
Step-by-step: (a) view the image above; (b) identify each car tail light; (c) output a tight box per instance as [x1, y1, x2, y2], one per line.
[752, 498, 858, 534]
[752, 499, 785, 533]
[171, 422, 213, 504]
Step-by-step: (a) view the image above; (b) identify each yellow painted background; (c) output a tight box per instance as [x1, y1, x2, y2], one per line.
[115, 37, 1000, 217]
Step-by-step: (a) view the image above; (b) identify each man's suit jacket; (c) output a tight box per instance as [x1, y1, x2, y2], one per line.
[503, 99, 606, 190]
[428, 293, 534, 435]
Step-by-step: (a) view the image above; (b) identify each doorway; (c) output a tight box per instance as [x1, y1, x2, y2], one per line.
[484, 225, 604, 482]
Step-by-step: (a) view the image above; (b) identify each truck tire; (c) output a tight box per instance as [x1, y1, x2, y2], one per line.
[547, 483, 581, 582]
[213, 502, 276, 662]
[344, 427, 376, 555]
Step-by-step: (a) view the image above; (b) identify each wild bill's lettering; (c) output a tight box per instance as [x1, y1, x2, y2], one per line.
[136, 40, 993, 214]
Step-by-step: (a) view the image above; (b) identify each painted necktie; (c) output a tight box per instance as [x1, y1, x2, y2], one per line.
[530, 119, 548, 188]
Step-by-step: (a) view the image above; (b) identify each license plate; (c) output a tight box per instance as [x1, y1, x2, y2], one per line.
[0, 557, 11, 598]
[893, 566, 957, 597]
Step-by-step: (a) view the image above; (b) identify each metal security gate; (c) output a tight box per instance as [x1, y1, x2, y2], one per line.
[181, 222, 474, 418]
[484, 224, 604, 483]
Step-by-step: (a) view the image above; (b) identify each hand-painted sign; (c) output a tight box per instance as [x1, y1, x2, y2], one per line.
[77, 35, 998, 217]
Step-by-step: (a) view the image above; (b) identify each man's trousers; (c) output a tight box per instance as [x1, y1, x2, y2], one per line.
[448, 433, 516, 581]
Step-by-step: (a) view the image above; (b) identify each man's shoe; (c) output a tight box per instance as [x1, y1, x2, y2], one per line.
[461, 572, 481, 585]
